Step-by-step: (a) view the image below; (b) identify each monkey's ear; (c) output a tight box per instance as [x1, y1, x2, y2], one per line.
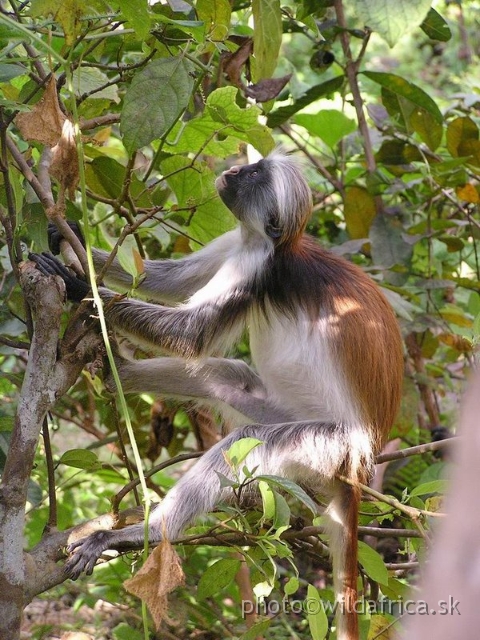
[266, 223, 282, 239]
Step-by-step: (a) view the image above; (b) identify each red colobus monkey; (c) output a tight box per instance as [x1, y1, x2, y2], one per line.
[30, 152, 403, 640]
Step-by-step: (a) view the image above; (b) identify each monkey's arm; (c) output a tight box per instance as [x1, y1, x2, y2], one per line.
[49, 222, 238, 303]
[29, 252, 248, 358]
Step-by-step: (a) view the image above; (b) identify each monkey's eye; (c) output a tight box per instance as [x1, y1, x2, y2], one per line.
[249, 170, 258, 178]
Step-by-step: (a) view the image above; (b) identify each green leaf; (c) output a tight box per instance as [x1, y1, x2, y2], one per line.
[86, 157, 152, 208]
[294, 110, 356, 148]
[257, 475, 318, 515]
[239, 619, 272, 640]
[197, 558, 241, 599]
[161, 156, 236, 245]
[0, 63, 26, 82]
[357, 541, 389, 586]
[356, 0, 432, 47]
[196, 0, 231, 41]
[59, 449, 100, 470]
[420, 7, 452, 42]
[267, 76, 344, 128]
[252, 0, 282, 80]
[166, 87, 274, 157]
[72, 67, 120, 103]
[364, 72, 443, 125]
[112, 622, 144, 640]
[115, 0, 150, 40]
[121, 57, 195, 153]
[370, 213, 413, 285]
[227, 437, 263, 467]
[284, 576, 300, 596]
[410, 480, 448, 497]
[306, 584, 329, 640]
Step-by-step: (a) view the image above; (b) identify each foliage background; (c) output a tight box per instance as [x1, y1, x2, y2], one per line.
[0, 0, 479, 639]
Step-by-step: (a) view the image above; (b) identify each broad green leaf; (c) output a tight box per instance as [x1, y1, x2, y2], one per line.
[344, 186, 376, 239]
[356, 0, 431, 47]
[364, 72, 442, 125]
[197, 558, 241, 599]
[161, 156, 236, 245]
[252, 0, 282, 80]
[72, 67, 120, 103]
[420, 7, 451, 42]
[226, 437, 263, 467]
[381, 577, 408, 600]
[197, 0, 231, 41]
[410, 480, 448, 497]
[257, 475, 318, 515]
[115, 0, 150, 40]
[446, 116, 478, 157]
[306, 584, 329, 640]
[358, 541, 389, 586]
[267, 76, 344, 128]
[85, 157, 152, 208]
[294, 110, 356, 148]
[166, 87, 274, 157]
[121, 57, 195, 153]
[59, 449, 100, 470]
[0, 64, 26, 82]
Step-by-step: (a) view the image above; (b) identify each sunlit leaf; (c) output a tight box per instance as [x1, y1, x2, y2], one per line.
[252, 0, 282, 80]
[356, 0, 431, 47]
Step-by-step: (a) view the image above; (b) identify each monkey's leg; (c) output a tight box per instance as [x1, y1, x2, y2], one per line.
[65, 421, 372, 579]
[114, 356, 294, 425]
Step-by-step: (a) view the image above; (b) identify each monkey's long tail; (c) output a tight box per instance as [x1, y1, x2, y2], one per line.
[326, 481, 361, 640]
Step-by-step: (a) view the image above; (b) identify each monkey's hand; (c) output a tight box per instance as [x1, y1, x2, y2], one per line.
[48, 221, 85, 255]
[65, 530, 118, 579]
[29, 252, 90, 303]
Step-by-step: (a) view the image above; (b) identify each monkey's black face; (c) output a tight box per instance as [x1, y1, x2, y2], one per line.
[215, 160, 273, 220]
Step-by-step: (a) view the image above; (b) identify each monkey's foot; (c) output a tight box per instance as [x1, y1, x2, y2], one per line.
[65, 530, 116, 579]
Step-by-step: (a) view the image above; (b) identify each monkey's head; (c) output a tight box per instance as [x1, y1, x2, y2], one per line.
[215, 152, 312, 245]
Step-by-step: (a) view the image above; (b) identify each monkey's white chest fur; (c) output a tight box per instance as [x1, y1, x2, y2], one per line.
[249, 308, 360, 425]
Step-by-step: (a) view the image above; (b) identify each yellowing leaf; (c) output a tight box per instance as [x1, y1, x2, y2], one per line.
[344, 186, 376, 239]
[456, 183, 479, 203]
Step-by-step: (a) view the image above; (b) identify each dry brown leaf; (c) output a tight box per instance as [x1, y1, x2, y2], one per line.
[15, 76, 66, 146]
[50, 119, 80, 197]
[245, 75, 292, 103]
[124, 540, 185, 629]
[222, 38, 253, 88]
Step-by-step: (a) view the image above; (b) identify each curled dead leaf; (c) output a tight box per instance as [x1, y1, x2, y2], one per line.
[244, 75, 292, 103]
[124, 540, 185, 629]
[15, 76, 66, 146]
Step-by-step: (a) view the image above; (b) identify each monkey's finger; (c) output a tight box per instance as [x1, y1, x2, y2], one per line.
[48, 221, 85, 254]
